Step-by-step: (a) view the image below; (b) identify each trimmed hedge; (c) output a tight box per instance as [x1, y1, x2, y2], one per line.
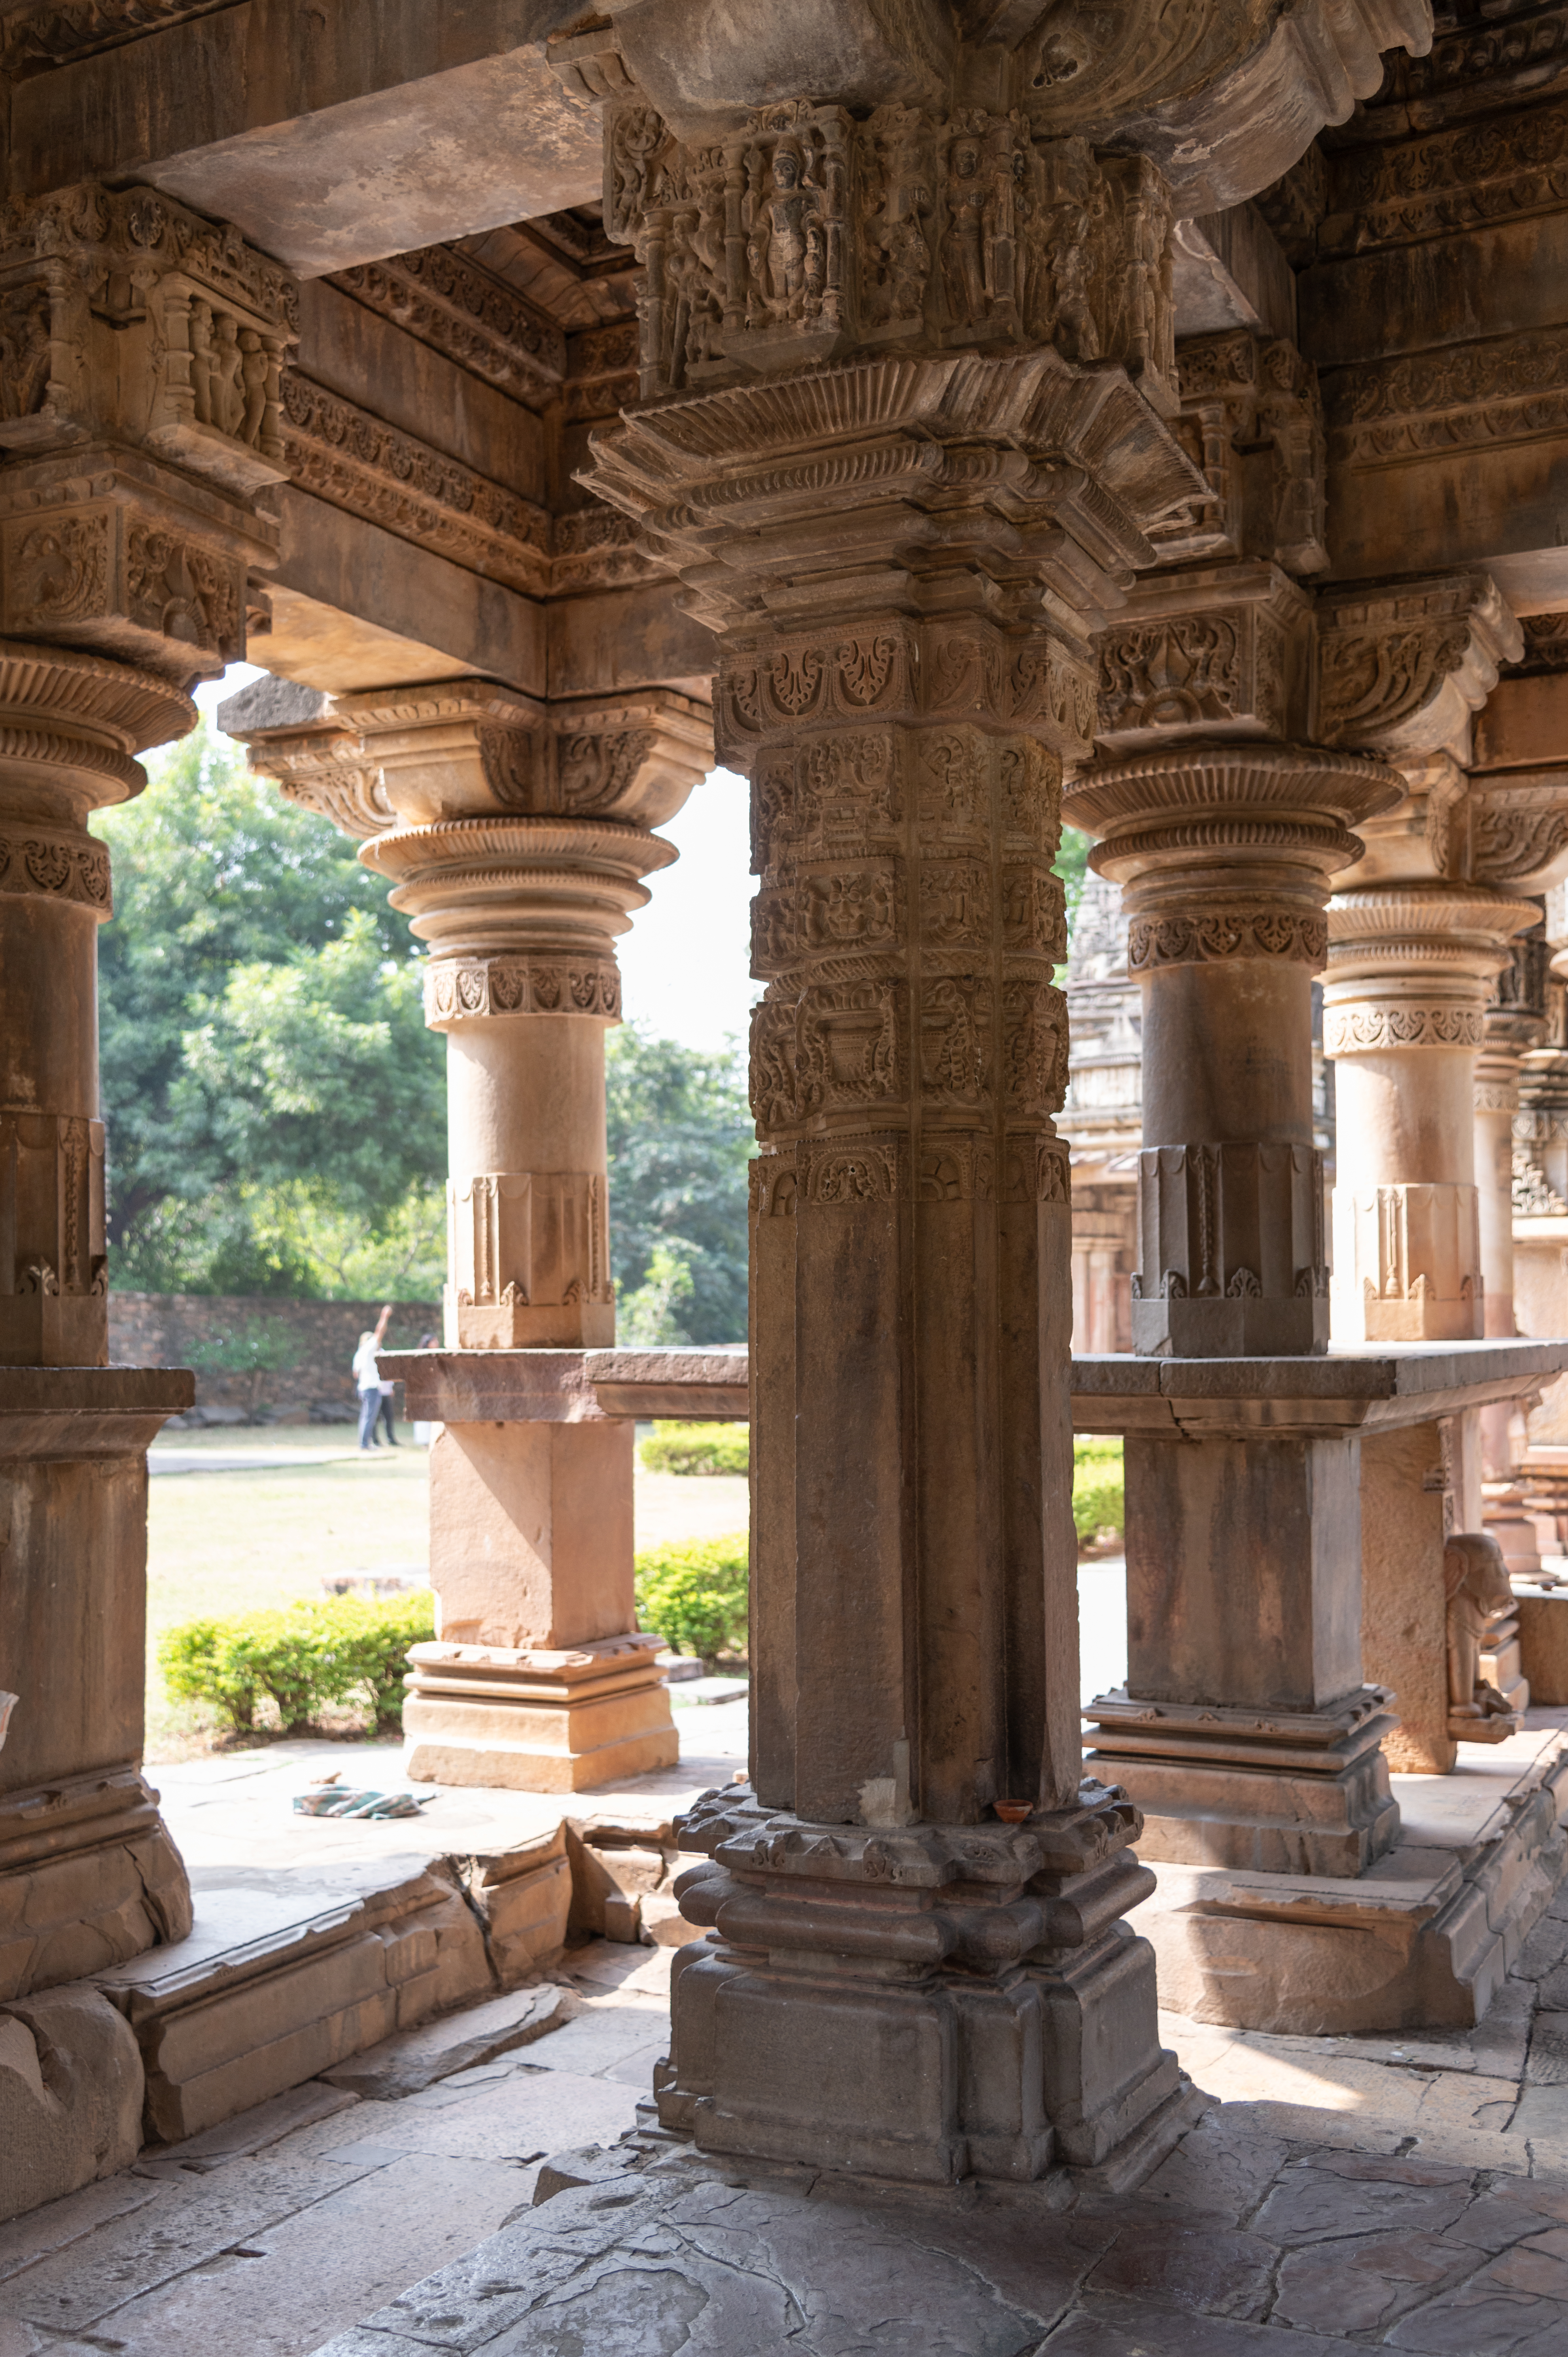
[1073, 1435, 1125, 1547]
[638, 1421, 749, 1475]
[635, 1532, 748, 1669]
[158, 1592, 435, 1734]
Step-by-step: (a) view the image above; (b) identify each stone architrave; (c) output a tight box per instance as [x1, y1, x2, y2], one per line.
[225, 673, 711, 1793]
[581, 78, 1214, 2188]
[0, 183, 296, 1995]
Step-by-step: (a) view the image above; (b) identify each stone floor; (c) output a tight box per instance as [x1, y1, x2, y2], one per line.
[3, 1877, 1568, 2353]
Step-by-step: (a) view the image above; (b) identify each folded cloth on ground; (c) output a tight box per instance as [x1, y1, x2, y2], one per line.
[292, 1788, 431, 1818]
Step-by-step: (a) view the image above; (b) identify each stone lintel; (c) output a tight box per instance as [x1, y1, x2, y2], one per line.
[1069, 1340, 1568, 1437]
[0, 1364, 194, 1454]
[380, 1346, 749, 1424]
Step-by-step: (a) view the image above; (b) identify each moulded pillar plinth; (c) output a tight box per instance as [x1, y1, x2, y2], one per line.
[0, 1368, 195, 2000]
[1084, 1428, 1399, 1874]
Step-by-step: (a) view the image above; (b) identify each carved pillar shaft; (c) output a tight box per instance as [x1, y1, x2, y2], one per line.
[1067, 744, 1394, 1356]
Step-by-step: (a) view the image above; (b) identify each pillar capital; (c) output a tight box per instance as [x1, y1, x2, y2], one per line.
[0, 182, 298, 689]
[1315, 571, 1522, 764]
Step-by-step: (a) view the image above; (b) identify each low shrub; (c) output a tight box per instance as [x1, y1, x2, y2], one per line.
[158, 1591, 436, 1734]
[635, 1532, 748, 1668]
[1072, 1436, 1125, 1547]
[638, 1421, 749, 1476]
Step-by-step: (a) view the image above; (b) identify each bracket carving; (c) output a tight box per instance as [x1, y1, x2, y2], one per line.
[1315, 573, 1523, 759]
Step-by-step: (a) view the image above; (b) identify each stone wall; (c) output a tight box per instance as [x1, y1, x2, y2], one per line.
[108, 1294, 441, 1424]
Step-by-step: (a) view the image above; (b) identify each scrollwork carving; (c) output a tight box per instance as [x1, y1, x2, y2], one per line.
[1323, 1004, 1487, 1054]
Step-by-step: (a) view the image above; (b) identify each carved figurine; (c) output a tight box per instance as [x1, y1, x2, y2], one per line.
[188, 297, 216, 425]
[1443, 1530, 1519, 1741]
[238, 329, 269, 445]
[749, 138, 822, 323]
[941, 132, 991, 326]
[0, 285, 51, 422]
[211, 311, 245, 437]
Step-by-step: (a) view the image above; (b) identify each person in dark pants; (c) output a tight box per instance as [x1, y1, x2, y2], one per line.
[352, 1303, 397, 1448]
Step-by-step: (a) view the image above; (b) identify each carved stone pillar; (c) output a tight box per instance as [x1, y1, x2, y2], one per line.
[1319, 581, 1535, 1343]
[0, 183, 297, 1991]
[575, 78, 1211, 2185]
[228, 674, 711, 1790]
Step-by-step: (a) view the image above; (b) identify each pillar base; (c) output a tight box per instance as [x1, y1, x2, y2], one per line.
[1084, 1686, 1401, 1877]
[1123, 1725, 1568, 2033]
[0, 1765, 192, 2002]
[403, 1633, 678, 1793]
[655, 1780, 1192, 2188]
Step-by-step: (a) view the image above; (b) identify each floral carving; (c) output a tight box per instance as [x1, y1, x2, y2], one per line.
[1128, 907, 1328, 970]
[424, 955, 620, 1027]
[1323, 1004, 1487, 1054]
[1328, 326, 1568, 468]
[4, 513, 109, 626]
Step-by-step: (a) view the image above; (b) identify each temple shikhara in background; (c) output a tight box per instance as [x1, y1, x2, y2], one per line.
[5, 0, 1568, 2294]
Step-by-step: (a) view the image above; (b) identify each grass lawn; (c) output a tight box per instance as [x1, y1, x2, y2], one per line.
[143, 1432, 750, 1758]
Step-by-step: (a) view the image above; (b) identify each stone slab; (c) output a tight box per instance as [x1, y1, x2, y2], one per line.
[321, 1984, 571, 2100]
[1072, 1340, 1568, 1438]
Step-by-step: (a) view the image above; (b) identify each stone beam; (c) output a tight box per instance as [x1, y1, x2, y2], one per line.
[4, 0, 605, 274]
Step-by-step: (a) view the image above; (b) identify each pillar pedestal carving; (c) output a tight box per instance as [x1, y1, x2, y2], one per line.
[229, 675, 711, 1793]
[584, 119, 1207, 2171]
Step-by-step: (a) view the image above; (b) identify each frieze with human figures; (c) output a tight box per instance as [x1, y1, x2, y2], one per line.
[604, 93, 1175, 409]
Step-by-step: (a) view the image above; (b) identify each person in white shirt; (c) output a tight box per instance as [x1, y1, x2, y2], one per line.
[352, 1304, 397, 1449]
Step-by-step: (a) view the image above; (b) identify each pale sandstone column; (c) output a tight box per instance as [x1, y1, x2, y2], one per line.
[230, 678, 711, 1789]
[0, 183, 297, 1989]
[572, 74, 1218, 2185]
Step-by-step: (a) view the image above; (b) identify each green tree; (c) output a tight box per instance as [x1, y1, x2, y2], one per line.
[605, 1026, 751, 1345]
[94, 721, 445, 1294]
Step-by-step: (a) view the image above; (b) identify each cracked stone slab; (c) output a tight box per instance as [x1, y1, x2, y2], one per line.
[322, 1986, 572, 2101]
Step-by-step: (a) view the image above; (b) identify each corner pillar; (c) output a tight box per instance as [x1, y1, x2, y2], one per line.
[0, 182, 299, 1991]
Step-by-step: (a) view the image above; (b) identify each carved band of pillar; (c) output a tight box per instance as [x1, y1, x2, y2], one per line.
[1130, 1141, 1328, 1354]
[424, 954, 622, 1029]
[1127, 904, 1326, 970]
[1324, 1003, 1487, 1055]
[448, 1171, 614, 1350]
[1334, 1184, 1483, 1344]
[0, 1112, 107, 1366]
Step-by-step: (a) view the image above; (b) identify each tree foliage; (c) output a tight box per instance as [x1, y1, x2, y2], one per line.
[94, 722, 447, 1296]
[605, 1025, 752, 1344]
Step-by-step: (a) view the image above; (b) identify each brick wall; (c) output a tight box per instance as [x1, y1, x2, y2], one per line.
[108, 1294, 442, 1423]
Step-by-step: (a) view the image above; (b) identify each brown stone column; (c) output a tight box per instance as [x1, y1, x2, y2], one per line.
[229, 675, 711, 1790]
[575, 79, 1213, 2185]
[0, 183, 296, 1990]
[1068, 738, 1406, 1871]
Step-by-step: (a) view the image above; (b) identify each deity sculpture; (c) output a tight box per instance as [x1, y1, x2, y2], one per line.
[941, 133, 990, 325]
[748, 139, 823, 322]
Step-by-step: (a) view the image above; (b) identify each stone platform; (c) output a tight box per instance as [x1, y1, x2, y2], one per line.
[1124, 1717, 1568, 2035]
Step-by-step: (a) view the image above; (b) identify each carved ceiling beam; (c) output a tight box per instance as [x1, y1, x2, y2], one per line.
[326, 247, 567, 412]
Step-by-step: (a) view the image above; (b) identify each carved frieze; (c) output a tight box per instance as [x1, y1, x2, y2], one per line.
[0, 498, 247, 678]
[424, 956, 621, 1026]
[0, 183, 296, 492]
[1326, 326, 1568, 471]
[1315, 574, 1523, 759]
[1470, 774, 1568, 894]
[281, 374, 551, 599]
[329, 247, 566, 410]
[1321, 95, 1568, 255]
[0, 0, 231, 71]
[1128, 906, 1328, 972]
[0, 828, 111, 911]
[603, 95, 1176, 410]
